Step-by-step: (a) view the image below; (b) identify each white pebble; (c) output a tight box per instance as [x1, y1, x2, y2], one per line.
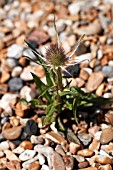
[94, 131, 102, 141]
[19, 150, 36, 161]
[0, 141, 9, 151]
[38, 153, 45, 165]
[7, 44, 23, 59]
[41, 164, 50, 170]
[22, 155, 39, 169]
[13, 146, 25, 154]
[12, 66, 22, 77]
[0, 151, 4, 157]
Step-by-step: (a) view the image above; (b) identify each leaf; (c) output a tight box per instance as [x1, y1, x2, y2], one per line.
[38, 85, 55, 98]
[31, 72, 51, 103]
[73, 97, 79, 124]
[29, 99, 46, 109]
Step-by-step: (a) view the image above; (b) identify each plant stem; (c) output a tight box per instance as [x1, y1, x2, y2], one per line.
[57, 66, 63, 91]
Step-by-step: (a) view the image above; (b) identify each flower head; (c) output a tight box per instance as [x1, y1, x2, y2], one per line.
[25, 16, 90, 76]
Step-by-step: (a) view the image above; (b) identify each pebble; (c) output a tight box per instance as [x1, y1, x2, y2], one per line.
[0, 71, 10, 83]
[19, 141, 33, 150]
[8, 77, 23, 91]
[55, 145, 65, 156]
[2, 126, 22, 140]
[0, 157, 8, 169]
[95, 155, 113, 165]
[69, 142, 80, 154]
[89, 139, 100, 151]
[68, 1, 85, 14]
[22, 155, 39, 169]
[45, 131, 65, 144]
[99, 164, 112, 170]
[6, 58, 18, 68]
[0, 151, 4, 157]
[77, 133, 92, 146]
[77, 149, 94, 157]
[28, 161, 40, 170]
[7, 44, 23, 59]
[4, 149, 20, 162]
[38, 153, 45, 165]
[0, 141, 9, 151]
[52, 151, 66, 170]
[41, 164, 50, 170]
[63, 155, 74, 170]
[86, 71, 104, 92]
[78, 161, 89, 169]
[102, 66, 113, 78]
[100, 128, 113, 144]
[13, 146, 25, 154]
[30, 135, 44, 144]
[19, 149, 36, 161]
[11, 66, 22, 77]
[5, 160, 21, 170]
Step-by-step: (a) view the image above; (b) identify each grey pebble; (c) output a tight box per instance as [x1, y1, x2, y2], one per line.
[102, 66, 113, 78]
[8, 77, 23, 91]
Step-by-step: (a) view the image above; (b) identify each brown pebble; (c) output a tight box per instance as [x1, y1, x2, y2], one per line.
[95, 155, 113, 165]
[0, 71, 10, 83]
[28, 161, 40, 170]
[18, 57, 28, 67]
[2, 126, 22, 140]
[63, 155, 74, 170]
[105, 113, 113, 126]
[4, 150, 20, 162]
[10, 116, 20, 127]
[78, 167, 97, 170]
[100, 128, 113, 144]
[99, 164, 112, 170]
[89, 139, 100, 151]
[78, 161, 89, 169]
[77, 149, 94, 157]
[86, 71, 104, 92]
[0, 157, 7, 169]
[79, 69, 89, 81]
[6, 160, 21, 170]
[15, 101, 30, 118]
[20, 141, 33, 150]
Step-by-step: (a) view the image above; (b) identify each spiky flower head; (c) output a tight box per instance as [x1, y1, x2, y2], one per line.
[25, 16, 90, 77]
[46, 44, 66, 67]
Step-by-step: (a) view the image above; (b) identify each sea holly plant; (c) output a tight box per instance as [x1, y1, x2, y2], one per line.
[24, 17, 112, 130]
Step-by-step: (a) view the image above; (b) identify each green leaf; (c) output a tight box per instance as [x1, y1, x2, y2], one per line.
[31, 73, 51, 103]
[73, 97, 79, 124]
[29, 99, 46, 109]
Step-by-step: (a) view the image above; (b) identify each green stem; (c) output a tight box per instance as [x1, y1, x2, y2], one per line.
[57, 67, 63, 91]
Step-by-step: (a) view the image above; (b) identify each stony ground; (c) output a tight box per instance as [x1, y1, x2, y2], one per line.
[1, 0, 113, 170]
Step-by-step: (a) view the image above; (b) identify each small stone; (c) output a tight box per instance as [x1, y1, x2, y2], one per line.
[79, 69, 89, 81]
[28, 161, 40, 170]
[41, 164, 50, 170]
[88, 125, 100, 137]
[8, 77, 23, 92]
[55, 145, 65, 156]
[18, 57, 27, 67]
[2, 126, 22, 140]
[10, 116, 20, 127]
[19, 149, 36, 161]
[78, 167, 97, 170]
[96, 83, 104, 96]
[77, 149, 94, 157]
[105, 143, 113, 155]
[99, 164, 112, 170]
[30, 135, 44, 144]
[94, 131, 102, 141]
[89, 139, 100, 151]
[63, 155, 74, 170]
[0, 141, 9, 151]
[13, 146, 25, 154]
[15, 101, 30, 118]
[11, 66, 22, 77]
[20, 141, 33, 150]
[78, 161, 89, 169]
[69, 142, 80, 154]
[68, 1, 85, 14]
[0, 151, 4, 157]
[100, 128, 113, 144]
[86, 71, 104, 92]
[7, 44, 23, 59]
[95, 155, 113, 165]
[0, 71, 10, 83]
[38, 153, 45, 165]
[74, 155, 85, 162]
[6, 58, 18, 68]
[27, 29, 49, 45]
[102, 66, 113, 78]
[45, 131, 65, 144]
[23, 120, 38, 139]
[20, 66, 35, 81]
[22, 155, 39, 169]
[4, 150, 20, 162]
[0, 157, 7, 169]
[77, 133, 92, 146]
[6, 160, 21, 170]
[52, 151, 66, 170]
